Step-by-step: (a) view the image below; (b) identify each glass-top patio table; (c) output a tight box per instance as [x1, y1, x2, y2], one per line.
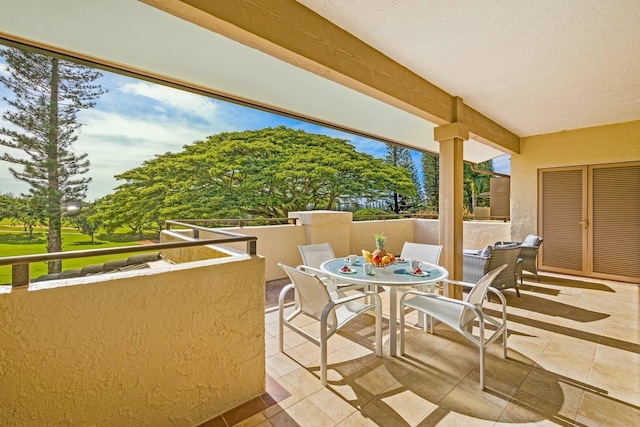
[321, 257, 449, 356]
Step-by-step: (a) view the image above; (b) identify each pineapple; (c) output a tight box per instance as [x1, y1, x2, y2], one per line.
[372, 233, 389, 265]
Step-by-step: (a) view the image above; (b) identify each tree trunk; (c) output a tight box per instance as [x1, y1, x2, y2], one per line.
[47, 58, 62, 274]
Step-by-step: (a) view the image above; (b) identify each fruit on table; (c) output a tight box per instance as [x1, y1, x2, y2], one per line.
[381, 255, 391, 265]
[372, 233, 388, 266]
[362, 249, 373, 263]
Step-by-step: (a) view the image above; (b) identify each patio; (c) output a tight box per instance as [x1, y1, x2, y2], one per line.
[207, 272, 639, 426]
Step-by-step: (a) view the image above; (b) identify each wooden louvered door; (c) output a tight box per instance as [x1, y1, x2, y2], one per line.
[539, 162, 640, 282]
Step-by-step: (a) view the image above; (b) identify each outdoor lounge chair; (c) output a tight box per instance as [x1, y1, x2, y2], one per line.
[463, 244, 522, 296]
[496, 235, 543, 282]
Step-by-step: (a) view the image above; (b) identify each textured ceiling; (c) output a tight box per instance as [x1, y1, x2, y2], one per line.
[1, 0, 638, 163]
[298, 0, 640, 137]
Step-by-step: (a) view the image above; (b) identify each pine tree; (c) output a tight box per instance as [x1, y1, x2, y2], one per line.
[384, 144, 420, 213]
[421, 151, 439, 211]
[0, 47, 105, 273]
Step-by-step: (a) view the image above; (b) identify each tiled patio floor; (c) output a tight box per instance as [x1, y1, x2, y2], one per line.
[205, 272, 639, 426]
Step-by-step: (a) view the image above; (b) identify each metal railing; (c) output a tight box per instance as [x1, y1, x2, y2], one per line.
[352, 213, 510, 222]
[0, 222, 257, 288]
[166, 217, 297, 228]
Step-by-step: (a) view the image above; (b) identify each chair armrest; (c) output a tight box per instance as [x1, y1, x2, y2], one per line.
[442, 278, 477, 288]
[400, 290, 482, 316]
[296, 265, 327, 277]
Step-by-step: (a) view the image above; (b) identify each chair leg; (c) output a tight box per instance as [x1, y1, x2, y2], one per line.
[320, 328, 328, 386]
[278, 304, 285, 353]
[375, 299, 383, 357]
[515, 284, 521, 297]
[479, 344, 485, 390]
[399, 303, 406, 355]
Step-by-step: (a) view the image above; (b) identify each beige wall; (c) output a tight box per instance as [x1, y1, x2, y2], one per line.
[216, 224, 306, 281]
[0, 254, 265, 425]
[191, 213, 510, 281]
[350, 219, 414, 257]
[511, 120, 640, 240]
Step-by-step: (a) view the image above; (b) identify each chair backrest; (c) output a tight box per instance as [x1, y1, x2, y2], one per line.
[298, 243, 336, 269]
[487, 245, 521, 284]
[460, 264, 508, 326]
[279, 264, 337, 327]
[400, 242, 443, 265]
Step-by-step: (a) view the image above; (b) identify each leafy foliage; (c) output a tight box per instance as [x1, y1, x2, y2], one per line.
[421, 152, 439, 210]
[464, 161, 494, 209]
[384, 144, 420, 213]
[0, 47, 104, 271]
[94, 127, 417, 227]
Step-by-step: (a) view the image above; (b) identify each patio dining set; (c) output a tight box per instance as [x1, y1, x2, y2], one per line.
[276, 236, 543, 389]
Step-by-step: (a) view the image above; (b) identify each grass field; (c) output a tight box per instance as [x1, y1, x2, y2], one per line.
[0, 222, 157, 285]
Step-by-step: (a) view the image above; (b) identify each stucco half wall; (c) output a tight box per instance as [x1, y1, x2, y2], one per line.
[0, 253, 265, 425]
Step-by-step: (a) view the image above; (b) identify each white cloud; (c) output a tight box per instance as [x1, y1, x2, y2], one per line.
[119, 81, 218, 121]
[75, 109, 219, 199]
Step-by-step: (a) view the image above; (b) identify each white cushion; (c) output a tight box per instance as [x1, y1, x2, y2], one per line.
[480, 245, 493, 258]
[523, 235, 541, 247]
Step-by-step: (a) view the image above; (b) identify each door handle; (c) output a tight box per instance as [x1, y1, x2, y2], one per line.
[578, 219, 589, 229]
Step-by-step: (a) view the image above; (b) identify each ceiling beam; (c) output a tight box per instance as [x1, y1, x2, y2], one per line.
[142, 0, 520, 154]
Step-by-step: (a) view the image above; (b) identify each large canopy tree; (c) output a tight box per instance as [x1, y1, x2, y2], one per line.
[96, 126, 417, 229]
[0, 47, 104, 272]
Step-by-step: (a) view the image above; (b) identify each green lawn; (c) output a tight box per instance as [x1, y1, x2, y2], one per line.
[0, 222, 157, 285]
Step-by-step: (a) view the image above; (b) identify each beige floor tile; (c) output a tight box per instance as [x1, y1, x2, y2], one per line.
[418, 410, 497, 427]
[307, 387, 358, 424]
[281, 366, 325, 397]
[587, 347, 640, 406]
[576, 390, 640, 427]
[269, 399, 337, 427]
[265, 353, 302, 378]
[218, 276, 639, 427]
[372, 383, 438, 426]
[516, 368, 584, 420]
[232, 412, 270, 427]
[436, 383, 509, 422]
[497, 390, 578, 426]
[457, 355, 532, 399]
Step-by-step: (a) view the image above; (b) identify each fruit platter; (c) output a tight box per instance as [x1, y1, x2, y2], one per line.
[362, 233, 396, 267]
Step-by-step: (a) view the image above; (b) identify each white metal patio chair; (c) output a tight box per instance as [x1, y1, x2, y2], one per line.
[400, 242, 444, 329]
[278, 264, 382, 386]
[399, 265, 508, 390]
[400, 242, 443, 266]
[297, 243, 362, 292]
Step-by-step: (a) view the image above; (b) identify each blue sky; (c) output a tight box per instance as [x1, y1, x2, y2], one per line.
[0, 56, 510, 201]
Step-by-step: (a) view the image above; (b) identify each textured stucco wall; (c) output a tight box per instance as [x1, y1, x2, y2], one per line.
[0, 255, 265, 426]
[213, 224, 306, 281]
[351, 219, 414, 256]
[291, 210, 353, 257]
[511, 120, 640, 240]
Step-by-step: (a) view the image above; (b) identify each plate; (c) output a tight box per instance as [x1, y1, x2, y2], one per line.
[396, 258, 408, 264]
[409, 271, 429, 277]
[339, 268, 357, 274]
